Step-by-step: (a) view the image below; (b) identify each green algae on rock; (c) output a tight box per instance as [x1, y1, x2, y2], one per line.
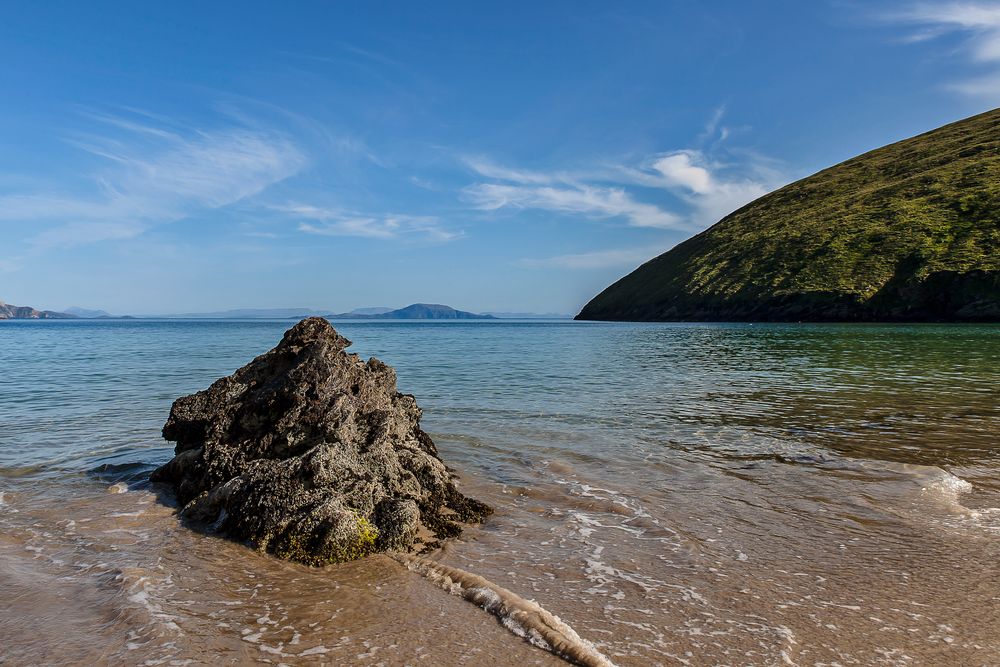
[150, 317, 491, 565]
[577, 108, 1000, 322]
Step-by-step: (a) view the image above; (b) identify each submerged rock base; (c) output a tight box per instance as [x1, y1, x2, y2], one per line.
[150, 317, 491, 565]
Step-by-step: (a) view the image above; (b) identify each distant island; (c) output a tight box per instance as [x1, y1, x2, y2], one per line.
[577, 108, 1000, 323]
[0, 300, 76, 319]
[329, 303, 496, 319]
[64, 306, 118, 318]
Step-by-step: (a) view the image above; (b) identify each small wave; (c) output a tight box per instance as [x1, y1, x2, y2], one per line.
[797, 459, 999, 532]
[910, 467, 1000, 532]
[392, 553, 617, 667]
[88, 461, 158, 485]
[0, 490, 19, 513]
[112, 567, 184, 635]
[967, 507, 1000, 531]
[919, 469, 973, 504]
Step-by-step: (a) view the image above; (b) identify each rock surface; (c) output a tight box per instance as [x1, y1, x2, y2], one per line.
[150, 317, 491, 565]
[0, 300, 76, 319]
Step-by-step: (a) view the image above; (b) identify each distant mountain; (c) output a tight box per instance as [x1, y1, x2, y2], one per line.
[64, 306, 114, 318]
[345, 306, 393, 316]
[330, 303, 496, 319]
[157, 308, 332, 319]
[578, 108, 1000, 322]
[0, 300, 76, 319]
[482, 311, 573, 319]
[382, 304, 495, 319]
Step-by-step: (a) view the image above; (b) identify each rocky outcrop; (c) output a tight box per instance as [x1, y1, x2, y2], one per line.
[0, 300, 76, 319]
[150, 317, 491, 565]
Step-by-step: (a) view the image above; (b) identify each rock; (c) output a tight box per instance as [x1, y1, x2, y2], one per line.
[150, 317, 492, 565]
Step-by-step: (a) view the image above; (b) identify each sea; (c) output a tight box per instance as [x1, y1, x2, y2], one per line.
[1, 319, 998, 666]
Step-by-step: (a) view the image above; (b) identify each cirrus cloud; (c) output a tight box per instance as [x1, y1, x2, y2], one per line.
[0, 109, 307, 247]
[466, 181, 683, 230]
[888, 2, 1000, 99]
[283, 203, 460, 242]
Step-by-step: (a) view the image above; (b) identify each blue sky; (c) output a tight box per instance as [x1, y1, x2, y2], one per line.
[0, 1, 998, 315]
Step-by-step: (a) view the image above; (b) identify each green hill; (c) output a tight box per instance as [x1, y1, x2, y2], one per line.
[577, 109, 1000, 322]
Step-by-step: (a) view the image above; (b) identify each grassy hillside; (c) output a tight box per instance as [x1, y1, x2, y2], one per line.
[577, 108, 1000, 322]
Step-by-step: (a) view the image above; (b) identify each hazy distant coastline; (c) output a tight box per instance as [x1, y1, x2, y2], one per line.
[2, 300, 572, 321]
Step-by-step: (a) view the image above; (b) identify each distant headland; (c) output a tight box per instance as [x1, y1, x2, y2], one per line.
[0, 300, 76, 319]
[1, 301, 572, 320]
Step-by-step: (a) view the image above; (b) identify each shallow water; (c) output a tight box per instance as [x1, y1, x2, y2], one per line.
[1, 319, 998, 666]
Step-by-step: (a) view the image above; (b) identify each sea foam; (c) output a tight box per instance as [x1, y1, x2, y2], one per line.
[392, 553, 618, 667]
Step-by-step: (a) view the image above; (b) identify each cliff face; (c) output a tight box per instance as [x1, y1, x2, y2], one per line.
[0, 301, 76, 319]
[578, 109, 1000, 322]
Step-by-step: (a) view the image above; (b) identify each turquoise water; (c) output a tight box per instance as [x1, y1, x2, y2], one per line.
[4, 319, 996, 474]
[1, 319, 999, 665]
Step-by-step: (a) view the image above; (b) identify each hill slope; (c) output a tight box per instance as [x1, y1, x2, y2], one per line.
[577, 109, 1000, 322]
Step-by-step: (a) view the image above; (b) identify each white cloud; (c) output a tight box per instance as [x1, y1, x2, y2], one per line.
[519, 246, 667, 270]
[950, 71, 1000, 95]
[650, 151, 714, 194]
[31, 221, 147, 247]
[698, 104, 728, 144]
[466, 182, 683, 229]
[0, 112, 306, 247]
[0, 257, 21, 273]
[897, 3, 1000, 61]
[462, 157, 563, 185]
[464, 112, 783, 234]
[622, 147, 783, 227]
[890, 2, 1000, 98]
[285, 204, 459, 241]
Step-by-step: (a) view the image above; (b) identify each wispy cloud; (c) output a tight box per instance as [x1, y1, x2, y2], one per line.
[283, 204, 460, 241]
[465, 114, 784, 233]
[463, 157, 566, 185]
[519, 246, 667, 270]
[466, 181, 683, 229]
[0, 257, 22, 273]
[889, 2, 1000, 98]
[0, 110, 306, 246]
[464, 155, 685, 230]
[697, 104, 729, 144]
[619, 148, 782, 228]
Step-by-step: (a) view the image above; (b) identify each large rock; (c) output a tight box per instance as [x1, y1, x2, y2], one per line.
[150, 317, 492, 565]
